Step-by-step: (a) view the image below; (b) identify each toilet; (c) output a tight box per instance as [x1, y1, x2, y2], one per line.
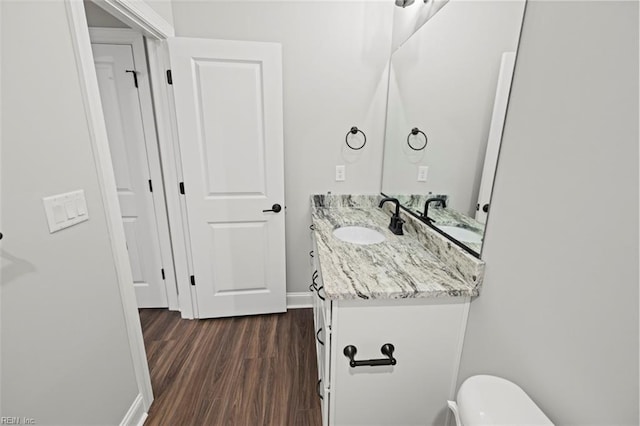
[448, 375, 554, 425]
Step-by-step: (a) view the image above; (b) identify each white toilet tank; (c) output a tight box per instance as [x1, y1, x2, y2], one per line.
[448, 375, 554, 426]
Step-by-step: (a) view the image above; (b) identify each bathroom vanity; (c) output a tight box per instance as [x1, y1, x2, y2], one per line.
[309, 195, 485, 426]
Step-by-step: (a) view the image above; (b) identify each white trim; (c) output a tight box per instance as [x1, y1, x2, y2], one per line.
[287, 292, 313, 309]
[88, 27, 140, 44]
[65, 0, 154, 409]
[89, 27, 180, 311]
[0, 0, 4, 416]
[120, 393, 148, 426]
[145, 39, 196, 319]
[91, 0, 174, 40]
[448, 296, 472, 426]
[475, 51, 516, 227]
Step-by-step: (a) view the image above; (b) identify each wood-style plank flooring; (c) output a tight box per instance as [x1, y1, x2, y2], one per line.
[139, 308, 322, 426]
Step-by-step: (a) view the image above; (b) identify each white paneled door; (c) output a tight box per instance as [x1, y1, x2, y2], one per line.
[169, 38, 286, 318]
[92, 43, 168, 308]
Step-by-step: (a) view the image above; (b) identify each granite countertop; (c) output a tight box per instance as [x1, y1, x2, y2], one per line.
[310, 195, 482, 300]
[388, 193, 485, 253]
[427, 208, 484, 253]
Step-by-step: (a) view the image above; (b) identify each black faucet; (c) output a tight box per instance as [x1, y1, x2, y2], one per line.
[378, 197, 404, 235]
[422, 197, 447, 223]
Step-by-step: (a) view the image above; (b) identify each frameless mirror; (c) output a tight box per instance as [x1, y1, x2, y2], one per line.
[381, 0, 526, 257]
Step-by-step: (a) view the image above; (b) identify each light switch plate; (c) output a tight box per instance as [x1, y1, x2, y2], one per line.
[43, 190, 89, 233]
[335, 165, 346, 181]
[417, 166, 429, 182]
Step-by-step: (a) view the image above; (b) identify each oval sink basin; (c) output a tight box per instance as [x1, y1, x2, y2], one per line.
[333, 226, 386, 245]
[438, 226, 482, 245]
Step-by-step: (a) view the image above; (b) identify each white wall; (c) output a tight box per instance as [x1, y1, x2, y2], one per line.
[457, 1, 638, 424]
[391, 0, 448, 52]
[171, 1, 394, 294]
[84, 0, 129, 28]
[1, 1, 141, 423]
[145, 0, 174, 27]
[382, 0, 525, 216]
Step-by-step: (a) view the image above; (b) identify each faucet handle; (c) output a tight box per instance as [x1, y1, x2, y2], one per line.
[389, 215, 404, 235]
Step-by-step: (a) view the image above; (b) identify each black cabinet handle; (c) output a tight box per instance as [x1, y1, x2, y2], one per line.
[317, 379, 323, 400]
[262, 203, 282, 213]
[310, 280, 325, 300]
[343, 344, 396, 368]
[309, 270, 319, 291]
[310, 280, 325, 301]
[309, 270, 326, 300]
[0, 232, 3, 240]
[309, 250, 314, 258]
[316, 328, 324, 346]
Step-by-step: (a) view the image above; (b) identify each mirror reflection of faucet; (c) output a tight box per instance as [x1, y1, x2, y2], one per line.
[378, 197, 405, 235]
[421, 196, 447, 223]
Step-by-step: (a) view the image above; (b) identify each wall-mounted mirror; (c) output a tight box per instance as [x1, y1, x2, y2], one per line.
[381, 0, 526, 257]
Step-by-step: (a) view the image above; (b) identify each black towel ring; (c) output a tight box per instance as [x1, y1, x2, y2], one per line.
[345, 126, 367, 150]
[407, 127, 428, 151]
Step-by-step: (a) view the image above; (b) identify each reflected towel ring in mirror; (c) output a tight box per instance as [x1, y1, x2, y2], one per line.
[407, 127, 428, 151]
[345, 126, 367, 150]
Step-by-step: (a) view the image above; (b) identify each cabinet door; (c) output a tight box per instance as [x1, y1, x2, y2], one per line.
[330, 298, 469, 426]
[315, 302, 332, 426]
[321, 383, 331, 426]
[315, 295, 327, 383]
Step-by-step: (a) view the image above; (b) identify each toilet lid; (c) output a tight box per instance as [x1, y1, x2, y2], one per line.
[457, 375, 554, 425]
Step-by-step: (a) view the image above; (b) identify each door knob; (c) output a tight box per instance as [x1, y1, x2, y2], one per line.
[262, 203, 282, 213]
[482, 203, 489, 213]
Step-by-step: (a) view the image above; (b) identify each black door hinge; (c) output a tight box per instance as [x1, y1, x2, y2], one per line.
[166, 69, 173, 85]
[179, 182, 185, 195]
[161, 268, 165, 280]
[148, 179, 153, 192]
[190, 275, 196, 286]
[125, 70, 138, 88]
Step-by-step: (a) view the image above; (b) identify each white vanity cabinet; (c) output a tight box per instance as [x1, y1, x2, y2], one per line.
[309, 234, 471, 426]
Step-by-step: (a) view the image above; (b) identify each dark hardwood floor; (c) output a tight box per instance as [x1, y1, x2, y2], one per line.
[139, 308, 322, 426]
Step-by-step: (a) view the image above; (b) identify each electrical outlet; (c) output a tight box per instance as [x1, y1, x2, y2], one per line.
[335, 165, 346, 181]
[417, 166, 429, 182]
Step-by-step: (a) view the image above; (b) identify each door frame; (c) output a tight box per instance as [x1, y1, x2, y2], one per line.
[144, 38, 197, 319]
[89, 27, 179, 311]
[64, 0, 178, 412]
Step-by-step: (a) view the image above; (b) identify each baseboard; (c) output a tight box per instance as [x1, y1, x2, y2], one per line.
[120, 393, 147, 426]
[287, 291, 313, 309]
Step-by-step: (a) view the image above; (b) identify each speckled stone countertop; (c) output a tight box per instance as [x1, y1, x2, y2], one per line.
[310, 194, 484, 300]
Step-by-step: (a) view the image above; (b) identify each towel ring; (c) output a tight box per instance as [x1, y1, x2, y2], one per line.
[345, 126, 367, 150]
[407, 128, 427, 151]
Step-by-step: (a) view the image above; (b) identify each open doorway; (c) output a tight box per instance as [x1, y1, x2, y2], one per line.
[84, 2, 177, 309]
[67, 2, 301, 422]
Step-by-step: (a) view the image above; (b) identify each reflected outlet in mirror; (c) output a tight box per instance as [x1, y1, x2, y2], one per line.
[380, 0, 526, 257]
